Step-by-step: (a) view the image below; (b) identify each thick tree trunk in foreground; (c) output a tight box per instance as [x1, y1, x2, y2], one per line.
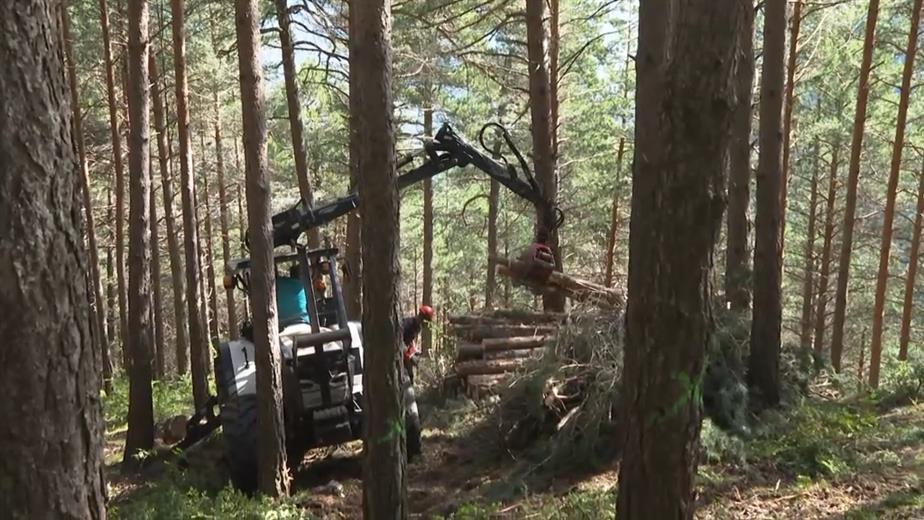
[869, 0, 921, 386]
[618, 1, 742, 517]
[235, 0, 289, 496]
[831, 0, 880, 372]
[353, 0, 407, 516]
[526, 0, 565, 313]
[422, 107, 434, 354]
[214, 95, 239, 339]
[799, 146, 820, 348]
[150, 53, 189, 373]
[170, 0, 209, 407]
[779, 0, 804, 257]
[123, 0, 155, 465]
[748, 0, 786, 409]
[813, 145, 840, 359]
[725, 2, 755, 312]
[899, 156, 924, 361]
[0, 3, 106, 515]
[604, 137, 626, 288]
[63, 5, 113, 390]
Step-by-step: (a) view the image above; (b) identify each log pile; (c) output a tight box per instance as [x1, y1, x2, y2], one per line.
[448, 309, 564, 398]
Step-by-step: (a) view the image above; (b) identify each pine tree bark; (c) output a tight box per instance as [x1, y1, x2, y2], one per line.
[107, 183, 118, 364]
[170, 0, 209, 407]
[779, 0, 804, 257]
[344, 0, 363, 320]
[725, 2, 755, 311]
[150, 178, 166, 378]
[526, 0, 565, 313]
[123, 0, 155, 464]
[194, 172, 213, 348]
[63, 4, 113, 391]
[603, 137, 626, 288]
[235, 0, 289, 496]
[899, 155, 924, 361]
[799, 143, 820, 348]
[618, 1, 743, 516]
[869, 0, 921, 386]
[486, 178, 500, 309]
[0, 3, 107, 515]
[203, 172, 221, 341]
[813, 145, 840, 358]
[749, 0, 787, 409]
[214, 94, 239, 339]
[831, 0, 881, 372]
[353, 0, 407, 515]
[422, 106, 434, 354]
[237, 181, 252, 318]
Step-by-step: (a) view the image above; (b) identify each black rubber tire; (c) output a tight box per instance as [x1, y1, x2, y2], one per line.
[406, 408, 422, 461]
[221, 393, 258, 493]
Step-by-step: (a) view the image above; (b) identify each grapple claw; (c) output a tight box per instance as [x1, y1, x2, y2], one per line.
[515, 242, 556, 286]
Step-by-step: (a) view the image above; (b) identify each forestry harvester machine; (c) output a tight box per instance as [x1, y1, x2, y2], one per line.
[176, 123, 563, 491]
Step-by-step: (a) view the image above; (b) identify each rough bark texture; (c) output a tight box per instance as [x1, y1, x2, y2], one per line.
[869, 0, 920, 386]
[799, 145, 820, 348]
[603, 137, 626, 288]
[779, 0, 803, 256]
[422, 107, 434, 354]
[353, 0, 408, 515]
[831, 0, 880, 372]
[63, 5, 113, 390]
[899, 156, 924, 360]
[214, 94, 239, 339]
[235, 0, 289, 496]
[274, 0, 320, 249]
[344, 0, 363, 320]
[170, 0, 209, 406]
[150, 52, 189, 373]
[526, 0, 565, 313]
[617, 1, 742, 517]
[813, 145, 840, 358]
[725, 2, 755, 311]
[123, 0, 155, 464]
[748, 0, 786, 409]
[0, 2, 107, 515]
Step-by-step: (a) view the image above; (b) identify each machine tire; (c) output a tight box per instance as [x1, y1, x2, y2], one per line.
[221, 393, 258, 493]
[406, 409, 422, 461]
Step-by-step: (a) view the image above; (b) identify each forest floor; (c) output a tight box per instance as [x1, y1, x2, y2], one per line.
[102, 373, 923, 519]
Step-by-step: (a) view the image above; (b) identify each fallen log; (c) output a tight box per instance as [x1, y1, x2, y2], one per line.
[448, 315, 521, 327]
[456, 358, 526, 376]
[485, 349, 539, 361]
[489, 308, 566, 323]
[496, 258, 625, 310]
[449, 324, 556, 341]
[482, 335, 550, 350]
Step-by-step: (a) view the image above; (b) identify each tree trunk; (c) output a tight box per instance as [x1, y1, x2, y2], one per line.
[603, 137, 626, 288]
[63, 4, 113, 391]
[344, 0, 363, 321]
[725, 2, 755, 311]
[150, 174, 166, 379]
[618, 1, 743, 516]
[107, 183, 118, 365]
[274, 0, 320, 249]
[99, 0, 129, 361]
[526, 0, 565, 313]
[869, 0, 921, 387]
[0, 4, 107, 514]
[203, 172, 221, 341]
[170, 0, 210, 407]
[150, 52, 189, 374]
[799, 143, 820, 348]
[123, 0, 155, 465]
[237, 181, 251, 318]
[898, 155, 924, 361]
[422, 107, 434, 355]
[830, 0, 881, 373]
[235, 0, 289, 496]
[194, 170, 212, 351]
[214, 94, 239, 339]
[486, 178, 500, 308]
[779, 0, 804, 257]
[813, 144, 840, 359]
[748, 0, 786, 409]
[353, 0, 407, 515]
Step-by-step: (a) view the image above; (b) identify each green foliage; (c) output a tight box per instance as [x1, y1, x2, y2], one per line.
[446, 488, 614, 520]
[104, 376, 196, 431]
[871, 351, 924, 409]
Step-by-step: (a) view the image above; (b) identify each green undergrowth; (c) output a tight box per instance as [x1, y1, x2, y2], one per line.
[104, 375, 200, 431]
[445, 487, 615, 520]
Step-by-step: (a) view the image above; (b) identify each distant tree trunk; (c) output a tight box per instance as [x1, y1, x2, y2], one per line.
[215, 95, 239, 339]
[107, 184, 118, 362]
[194, 173, 213, 347]
[748, 0, 786, 409]
[99, 0, 129, 361]
[831, 0, 881, 372]
[235, 0, 289, 496]
[549, 0, 561, 158]
[422, 107, 434, 354]
[618, 0, 743, 516]
[203, 172, 221, 341]
[799, 143, 820, 348]
[899, 155, 924, 361]
[123, 0, 155, 465]
[150, 177, 166, 378]
[63, 5, 112, 391]
[274, 0, 320, 249]
[725, 2, 755, 311]
[344, 0, 363, 320]
[0, 3, 107, 513]
[353, 0, 407, 515]
[150, 52, 189, 374]
[486, 178, 500, 309]
[237, 181, 252, 318]
[813, 144, 840, 359]
[779, 0, 803, 257]
[603, 137, 626, 288]
[526, 0, 565, 313]
[869, 0, 920, 387]
[170, 0, 210, 407]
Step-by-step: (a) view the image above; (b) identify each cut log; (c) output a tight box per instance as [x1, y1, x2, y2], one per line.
[485, 349, 539, 361]
[456, 358, 526, 376]
[497, 258, 625, 309]
[489, 308, 566, 323]
[450, 324, 556, 341]
[482, 335, 550, 350]
[448, 315, 521, 327]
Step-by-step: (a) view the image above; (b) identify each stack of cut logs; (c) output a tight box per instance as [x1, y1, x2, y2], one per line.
[450, 309, 565, 398]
